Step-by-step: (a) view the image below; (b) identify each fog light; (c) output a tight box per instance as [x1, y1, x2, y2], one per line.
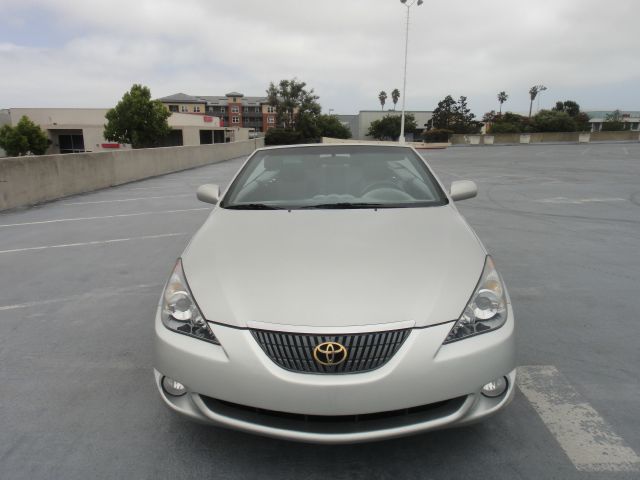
[481, 377, 508, 398]
[162, 376, 186, 396]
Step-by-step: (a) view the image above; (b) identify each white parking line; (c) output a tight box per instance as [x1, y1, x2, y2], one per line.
[537, 197, 626, 204]
[0, 232, 187, 255]
[518, 365, 640, 472]
[0, 283, 163, 311]
[0, 207, 210, 228]
[62, 194, 191, 205]
[121, 185, 184, 191]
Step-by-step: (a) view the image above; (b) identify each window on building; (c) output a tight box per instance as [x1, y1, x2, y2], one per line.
[220, 107, 226, 113]
[267, 106, 276, 113]
[159, 129, 184, 147]
[231, 106, 239, 113]
[232, 116, 240, 124]
[268, 116, 275, 124]
[58, 133, 85, 154]
[194, 106, 201, 113]
[199, 130, 213, 145]
[180, 105, 188, 113]
[168, 105, 179, 113]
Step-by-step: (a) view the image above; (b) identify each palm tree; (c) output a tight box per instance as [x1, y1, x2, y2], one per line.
[528, 85, 547, 118]
[378, 91, 387, 111]
[497, 91, 508, 114]
[391, 89, 401, 110]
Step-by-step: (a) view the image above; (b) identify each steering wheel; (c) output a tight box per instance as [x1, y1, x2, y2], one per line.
[360, 181, 403, 196]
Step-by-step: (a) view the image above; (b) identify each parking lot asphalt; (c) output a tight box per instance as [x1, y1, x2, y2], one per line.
[1, 144, 639, 479]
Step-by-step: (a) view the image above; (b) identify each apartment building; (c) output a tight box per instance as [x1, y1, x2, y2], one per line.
[158, 92, 277, 133]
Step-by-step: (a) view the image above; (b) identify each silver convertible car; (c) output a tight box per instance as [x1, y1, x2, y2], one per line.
[154, 143, 515, 443]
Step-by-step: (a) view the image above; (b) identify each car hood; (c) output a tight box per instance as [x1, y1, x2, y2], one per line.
[182, 206, 486, 330]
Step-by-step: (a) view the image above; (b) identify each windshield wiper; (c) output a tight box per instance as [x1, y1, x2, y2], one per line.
[300, 202, 385, 209]
[224, 203, 284, 210]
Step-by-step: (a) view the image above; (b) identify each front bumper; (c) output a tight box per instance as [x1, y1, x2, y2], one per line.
[154, 305, 516, 443]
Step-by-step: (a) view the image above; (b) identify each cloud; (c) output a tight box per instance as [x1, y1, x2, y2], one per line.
[1, 0, 638, 114]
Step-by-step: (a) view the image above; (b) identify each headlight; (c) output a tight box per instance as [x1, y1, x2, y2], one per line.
[444, 256, 507, 343]
[160, 259, 219, 344]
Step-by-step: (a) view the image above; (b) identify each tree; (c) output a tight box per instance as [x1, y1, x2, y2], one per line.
[0, 116, 49, 156]
[552, 100, 580, 117]
[378, 91, 387, 111]
[453, 96, 482, 134]
[264, 128, 303, 146]
[552, 100, 590, 131]
[601, 120, 625, 131]
[528, 85, 547, 118]
[605, 110, 623, 122]
[483, 110, 498, 123]
[267, 79, 321, 135]
[487, 112, 530, 133]
[295, 113, 321, 140]
[391, 89, 401, 110]
[423, 129, 453, 143]
[482, 110, 500, 133]
[316, 114, 351, 139]
[532, 110, 577, 132]
[430, 95, 481, 134]
[574, 112, 591, 132]
[602, 110, 625, 131]
[497, 91, 508, 114]
[104, 84, 171, 149]
[367, 113, 417, 141]
[490, 122, 522, 134]
[430, 95, 458, 130]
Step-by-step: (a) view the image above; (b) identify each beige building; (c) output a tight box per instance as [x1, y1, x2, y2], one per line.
[0, 108, 249, 156]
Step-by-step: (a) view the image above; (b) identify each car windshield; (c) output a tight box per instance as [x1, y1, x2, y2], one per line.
[221, 145, 449, 210]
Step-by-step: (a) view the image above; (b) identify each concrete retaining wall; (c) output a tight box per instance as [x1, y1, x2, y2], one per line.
[450, 131, 639, 145]
[0, 138, 263, 211]
[321, 137, 448, 149]
[590, 131, 640, 142]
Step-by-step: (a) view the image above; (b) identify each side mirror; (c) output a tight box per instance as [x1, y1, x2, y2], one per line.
[196, 184, 220, 205]
[450, 180, 477, 201]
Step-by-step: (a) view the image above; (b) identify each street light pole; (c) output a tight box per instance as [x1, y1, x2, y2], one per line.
[399, 0, 423, 144]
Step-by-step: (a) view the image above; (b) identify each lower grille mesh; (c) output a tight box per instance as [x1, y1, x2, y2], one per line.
[251, 329, 410, 374]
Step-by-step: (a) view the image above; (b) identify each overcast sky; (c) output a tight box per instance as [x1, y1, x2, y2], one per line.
[1, 0, 638, 116]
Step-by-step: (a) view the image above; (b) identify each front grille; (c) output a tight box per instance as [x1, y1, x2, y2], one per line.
[251, 328, 410, 374]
